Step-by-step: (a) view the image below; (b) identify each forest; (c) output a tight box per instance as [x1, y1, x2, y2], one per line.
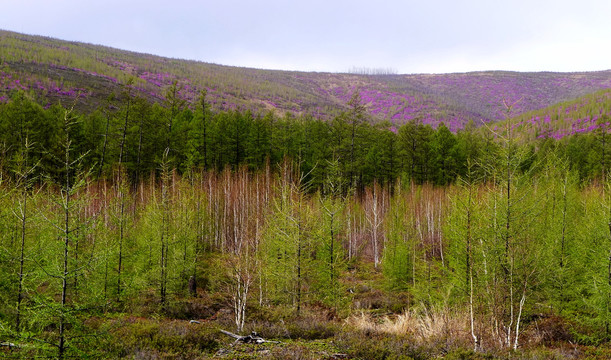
[3, 84, 611, 359]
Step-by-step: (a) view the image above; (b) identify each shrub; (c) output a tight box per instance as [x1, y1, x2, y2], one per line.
[336, 330, 426, 360]
[106, 318, 221, 358]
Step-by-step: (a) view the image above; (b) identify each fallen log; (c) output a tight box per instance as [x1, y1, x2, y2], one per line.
[219, 330, 280, 345]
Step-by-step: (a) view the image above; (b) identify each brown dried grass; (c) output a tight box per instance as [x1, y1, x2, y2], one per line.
[345, 307, 472, 347]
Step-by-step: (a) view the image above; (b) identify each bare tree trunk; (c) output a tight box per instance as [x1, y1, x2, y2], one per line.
[365, 182, 384, 268]
[514, 283, 527, 350]
[232, 263, 251, 333]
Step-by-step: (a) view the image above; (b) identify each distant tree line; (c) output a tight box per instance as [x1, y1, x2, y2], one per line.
[346, 67, 398, 75]
[1, 86, 610, 189]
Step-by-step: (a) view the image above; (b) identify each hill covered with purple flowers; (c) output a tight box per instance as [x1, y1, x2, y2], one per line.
[1, 29, 611, 131]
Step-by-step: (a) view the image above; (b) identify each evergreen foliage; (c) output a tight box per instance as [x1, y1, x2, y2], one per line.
[4, 71, 611, 358]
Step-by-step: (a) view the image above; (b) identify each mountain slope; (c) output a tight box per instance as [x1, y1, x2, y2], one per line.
[493, 89, 611, 141]
[1, 29, 611, 130]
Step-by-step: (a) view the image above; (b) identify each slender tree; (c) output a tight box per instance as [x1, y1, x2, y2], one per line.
[318, 158, 346, 307]
[164, 81, 187, 155]
[12, 138, 37, 332]
[38, 105, 95, 359]
[364, 181, 386, 268]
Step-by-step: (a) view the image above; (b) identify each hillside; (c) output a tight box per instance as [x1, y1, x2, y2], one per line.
[491, 89, 611, 141]
[2, 30, 611, 131]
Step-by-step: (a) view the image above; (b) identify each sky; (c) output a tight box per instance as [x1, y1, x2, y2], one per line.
[2, 0, 610, 74]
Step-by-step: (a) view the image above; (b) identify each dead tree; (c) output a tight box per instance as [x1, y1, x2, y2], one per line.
[219, 330, 279, 345]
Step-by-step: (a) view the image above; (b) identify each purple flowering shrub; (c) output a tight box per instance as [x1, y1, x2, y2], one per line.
[495, 90, 611, 140]
[2, 29, 611, 132]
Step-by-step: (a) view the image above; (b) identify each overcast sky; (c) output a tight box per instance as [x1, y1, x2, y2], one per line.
[2, 0, 610, 74]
